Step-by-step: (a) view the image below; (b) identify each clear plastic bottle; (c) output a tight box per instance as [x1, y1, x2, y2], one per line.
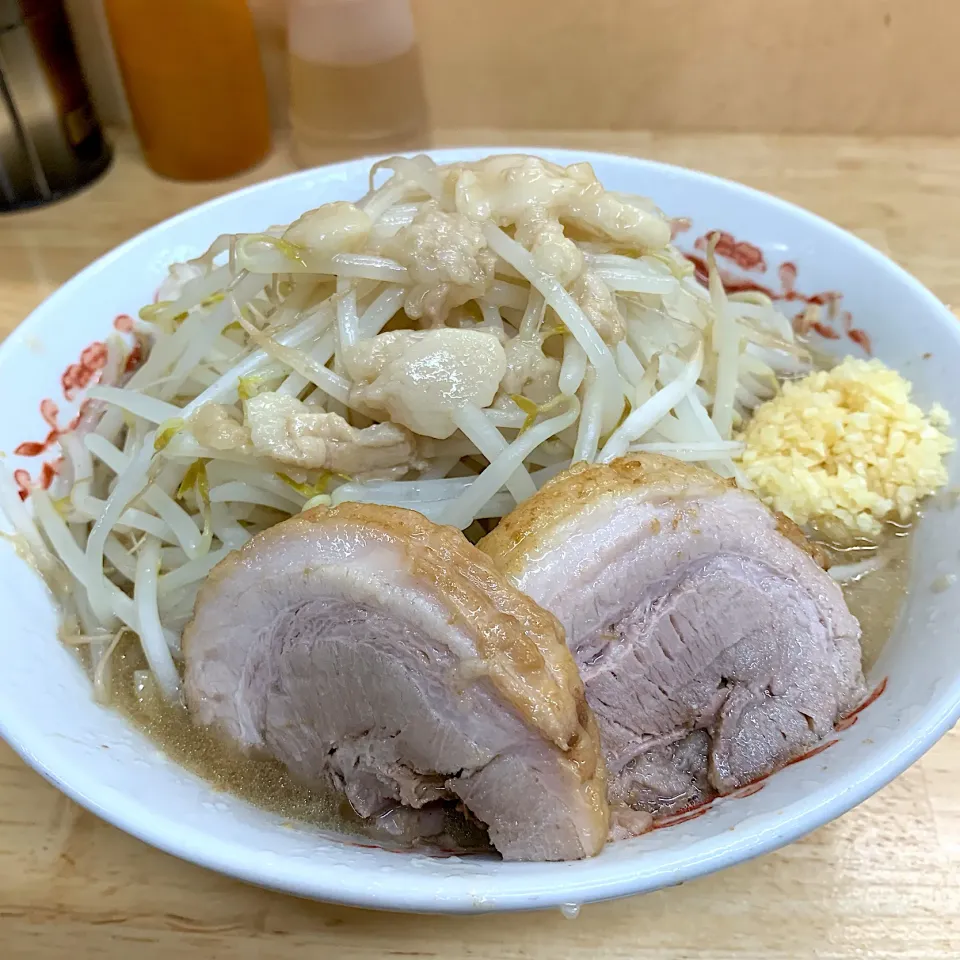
[287, 0, 430, 166]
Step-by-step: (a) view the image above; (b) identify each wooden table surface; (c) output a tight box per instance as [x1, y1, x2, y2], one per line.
[1, 131, 958, 959]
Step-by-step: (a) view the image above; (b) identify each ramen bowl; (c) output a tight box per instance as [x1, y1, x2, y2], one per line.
[0, 149, 958, 913]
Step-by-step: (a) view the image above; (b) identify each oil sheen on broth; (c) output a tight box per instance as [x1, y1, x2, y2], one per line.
[813, 518, 912, 670]
[109, 522, 910, 836]
[109, 642, 355, 832]
[109, 644, 488, 849]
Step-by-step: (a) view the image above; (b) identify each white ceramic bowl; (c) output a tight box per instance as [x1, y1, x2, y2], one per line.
[1, 149, 958, 914]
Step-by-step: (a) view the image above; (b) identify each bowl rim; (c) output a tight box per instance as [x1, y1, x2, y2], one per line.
[2, 146, 960, 913]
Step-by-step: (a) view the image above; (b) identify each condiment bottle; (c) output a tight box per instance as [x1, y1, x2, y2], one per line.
[103, 0, 272, 181]
[287, 0, 429, 166]
[0, 0, 111, 210]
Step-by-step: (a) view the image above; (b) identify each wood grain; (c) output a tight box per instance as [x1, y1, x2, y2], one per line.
[0, 131, 958, 958]
[413, 0, 960, 136]
[71, 0, 960, 135]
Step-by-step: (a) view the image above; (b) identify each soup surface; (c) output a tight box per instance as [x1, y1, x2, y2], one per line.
[108, 522, 909, 842]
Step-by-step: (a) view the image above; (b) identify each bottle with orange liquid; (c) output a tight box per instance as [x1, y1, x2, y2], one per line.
[104, 0, 272, 181]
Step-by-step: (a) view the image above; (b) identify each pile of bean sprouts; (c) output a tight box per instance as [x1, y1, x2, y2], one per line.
[0, 154, 813, 705]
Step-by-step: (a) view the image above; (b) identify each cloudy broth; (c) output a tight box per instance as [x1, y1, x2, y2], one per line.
[109, 643, 488, 848]
[811, 519, 912, 671]
[105, 519, 911, 841]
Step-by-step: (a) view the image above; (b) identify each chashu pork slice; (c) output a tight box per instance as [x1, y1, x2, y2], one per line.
[183, 503, 608, 861]
[479, 455, 865, 821]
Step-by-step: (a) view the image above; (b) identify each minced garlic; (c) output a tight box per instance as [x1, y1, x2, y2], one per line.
[737, 357, 954, 535]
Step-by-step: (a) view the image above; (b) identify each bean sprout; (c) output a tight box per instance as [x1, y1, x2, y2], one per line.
[0, 153, 812, 702]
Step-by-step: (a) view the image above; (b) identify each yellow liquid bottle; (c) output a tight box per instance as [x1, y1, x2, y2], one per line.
[287, 0, 430, 166]
[104, 0, 272, 181]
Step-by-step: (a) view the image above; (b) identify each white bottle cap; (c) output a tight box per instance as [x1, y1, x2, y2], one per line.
[288, 0, 416, 66]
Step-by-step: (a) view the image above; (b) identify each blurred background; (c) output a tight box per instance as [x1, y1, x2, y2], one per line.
[3, 0, 959, 209]
[71, 0, 960, 140]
